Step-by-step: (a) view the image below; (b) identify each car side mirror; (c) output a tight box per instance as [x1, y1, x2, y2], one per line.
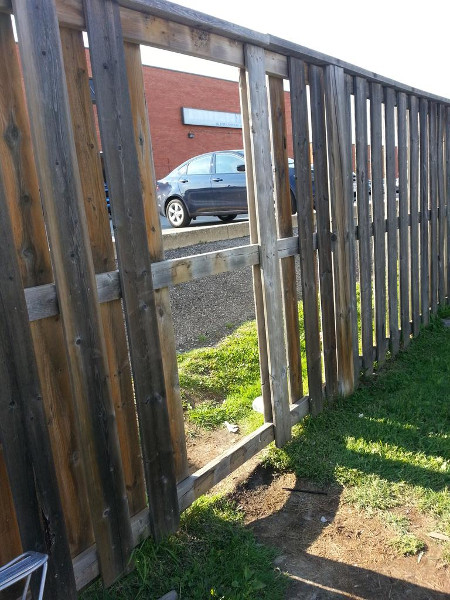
[237, 164, 246, 172]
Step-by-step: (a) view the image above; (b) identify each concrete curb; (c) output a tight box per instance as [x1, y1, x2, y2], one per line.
[161, 215, 298, 250]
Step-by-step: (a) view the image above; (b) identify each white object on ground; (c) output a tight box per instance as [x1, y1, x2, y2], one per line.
[252, 395, 264, 414]
[224, 421, 239, 433]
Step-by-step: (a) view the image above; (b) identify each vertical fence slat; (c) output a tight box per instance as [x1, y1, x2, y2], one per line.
[239, 69, 272, 422]
[324, 65, 355, 395]
[83, 0, 179, 538]
[355, 77, 373, 373]
[385, 88, 399, 355]
[13, 0, 134, 584]
[289, 57, 324, 412]
[0, 15, 94, 559]
[309, 64, 338, 398]
[398, 92, 410, 347]
[123, 41, 189, 482]
[370, 83, 387, 364]
[244, 44, 290, 442]
[0, 173, 76, 598]
[345, 75, 360, 385]
[268, 75, 303, 404]
[409, 96, 420, 336]
[60, 27, 147, 516]
[446, 107, 450, 302]
[438, 105, 446, 305]
[430, 102, 438, 315]
[420, 99, 430, 324]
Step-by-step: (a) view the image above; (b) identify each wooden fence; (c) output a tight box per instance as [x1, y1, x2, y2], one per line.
[0, 0, 449, 596]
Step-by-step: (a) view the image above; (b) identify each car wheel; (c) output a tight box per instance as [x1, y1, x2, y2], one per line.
[166, 198, 191, 228]
[290, 190, 297, 214]
[218, 214, 237, 223]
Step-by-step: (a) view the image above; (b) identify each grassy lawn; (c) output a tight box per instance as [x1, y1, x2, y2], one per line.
[81, 313, 449, 599]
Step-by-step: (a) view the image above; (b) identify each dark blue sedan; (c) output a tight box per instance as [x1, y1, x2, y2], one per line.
[156, 150, 298, 228]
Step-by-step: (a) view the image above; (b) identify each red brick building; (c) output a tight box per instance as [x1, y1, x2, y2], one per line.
[136, 65, 293, 179]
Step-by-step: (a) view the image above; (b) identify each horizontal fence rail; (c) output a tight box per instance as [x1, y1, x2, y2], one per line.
[0, 0, 449, 595]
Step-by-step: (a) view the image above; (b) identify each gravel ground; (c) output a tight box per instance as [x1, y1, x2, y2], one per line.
[165, 234, 302, 353]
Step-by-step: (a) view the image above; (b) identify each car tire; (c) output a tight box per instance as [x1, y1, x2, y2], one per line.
[218, 214, 237, 223]
[290, 190, 297, 214]
[166, 198, 191, 228]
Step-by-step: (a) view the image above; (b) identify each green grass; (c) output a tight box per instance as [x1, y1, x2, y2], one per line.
[264, 315, 450, 554]
[80, 496, 287, 600]
[179, 306, 307, 432]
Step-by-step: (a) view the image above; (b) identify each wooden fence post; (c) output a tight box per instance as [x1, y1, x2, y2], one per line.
[13, 0, 133, 585]
[437, 105, 446, 306]
[309, 64, 338, 398]
[370, 83, 387, 364]
[123, 41, 189, 482]
[354, 76, 373, 374]
[268, 75, 304, 404]
[83, 0, 179, 537]
[420, 99, 430, 324]
[289, 58, 324, 412]
[244, 44, 291, 444]
[0, 171, 77, 598]
[409, 96, 420, 336]
[385, 88, 400, 355]
[324, 65, 355, 395]
[398, 92, 410, 346]
[239, 69, 272, 422]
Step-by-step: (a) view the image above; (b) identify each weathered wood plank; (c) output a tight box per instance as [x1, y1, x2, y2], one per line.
[124, 41, 188, 482]
[244, 44, 290, 442]
[370, 83, 387, 364]
[429, 102, 438, 314]
[268, 75, 303, 404]
[409, 96, 420, 336]
[398, 92, 410, 347]
[420, 99, 430, 324]
[447, 107, 450, 302]
[84, 0, 179, 540]
[345, 74, 360, 385]
[61, 27, 147, 517]
[0, 169, 76, 598]
[152, 244, 260, 288]
[290, 57, 323, 412]
[0, 13, 94, 559]
[355, 76, 373, 373]
[13, 0, 133, 584]
[438, 105, 446, 305]
[324, 65, 355, 394]
[309, 64, 338, 398]
[385, 88, 399, 355]
[239, 68, 272, 421]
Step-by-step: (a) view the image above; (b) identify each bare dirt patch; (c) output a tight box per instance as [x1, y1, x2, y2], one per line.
[229, 465, 450, 599]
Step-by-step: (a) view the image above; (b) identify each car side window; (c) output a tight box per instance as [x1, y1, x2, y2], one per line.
[187, 155, 212, 175]
[178, 164, 187, 176]
[215, 153, 244, 174]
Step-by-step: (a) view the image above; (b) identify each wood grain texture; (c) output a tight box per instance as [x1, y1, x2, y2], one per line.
[268, 75, 303, 404]
[84, 0, 179, 540]
[354, 76, 373, 373]
[309, 64, 338, 398]
[385, 88, 399, 355]
[61, 27, 147, 517]
[239, 68, 272, 422]
[429, 102, 438, 314]
[0, 167, 76, 598]
[446, 107, 450, 301]
[289, 57, 324, 413]
[420, 99, 430, 324]
[398, 92, 410, 348]
[324, 65, 355, 395]
[124, 41, 189, 482]
[244, 45, 290, 442]
[13, 0, 133, 585]
[0, 13, 94, 558]
[370, 83, 387, 364]
[437, 105, 446, 304]
[409, 96, 420, 336]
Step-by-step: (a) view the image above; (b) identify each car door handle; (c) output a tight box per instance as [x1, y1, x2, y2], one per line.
[180, 178, 189, 183]
[212, 177, 223, 182]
